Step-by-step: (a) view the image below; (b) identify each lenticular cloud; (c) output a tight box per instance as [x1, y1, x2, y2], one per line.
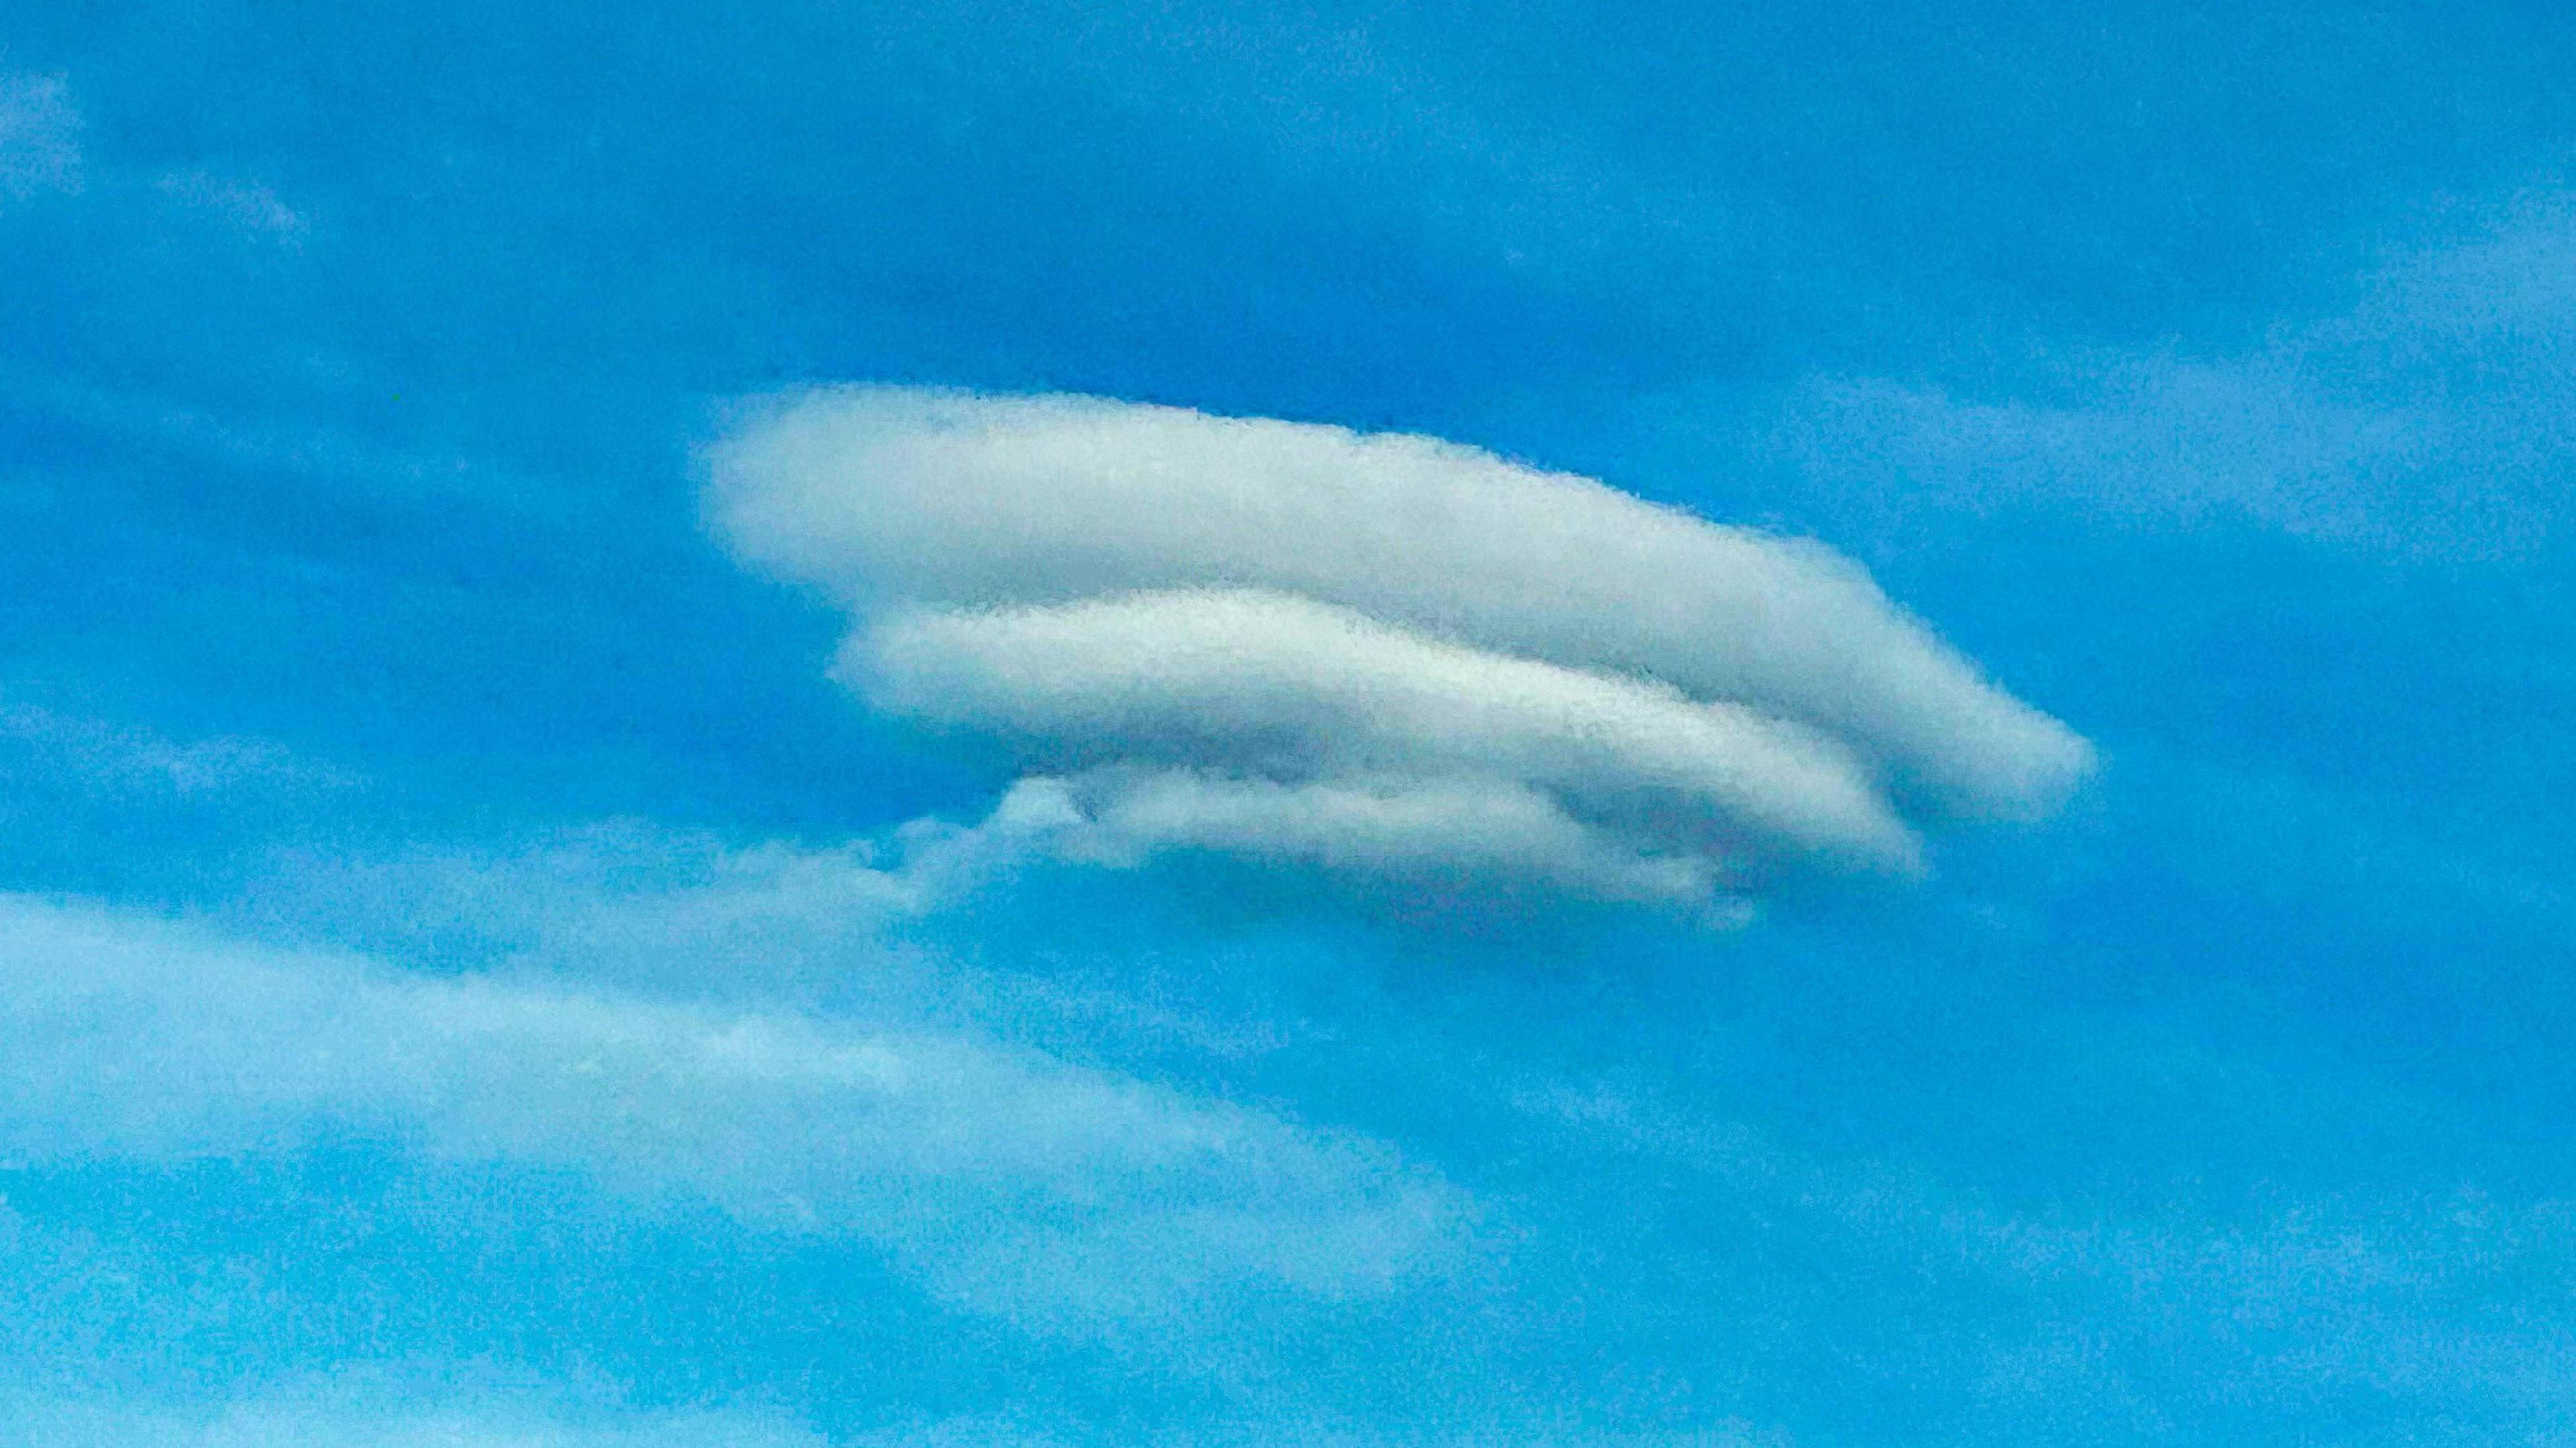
[708, 386, 2091, 913]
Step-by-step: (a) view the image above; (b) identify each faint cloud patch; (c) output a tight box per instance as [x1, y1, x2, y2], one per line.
[1506, 1069, 2576, 1440]
[1776, 361, 2445, 545]
[0, 72, 79, 201]
[154, 168, 309, 241]
[1674, 190, 2576, 559]
[0, 697, 354, 799]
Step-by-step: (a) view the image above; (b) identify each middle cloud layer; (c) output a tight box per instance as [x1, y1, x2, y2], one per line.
[854, 588, 1923, 885]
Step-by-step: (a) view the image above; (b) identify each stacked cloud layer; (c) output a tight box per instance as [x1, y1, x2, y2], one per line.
[708, 388, 2092, 911]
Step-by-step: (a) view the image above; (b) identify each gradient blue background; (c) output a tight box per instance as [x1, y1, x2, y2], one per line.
[3, 3, 2574, 1443]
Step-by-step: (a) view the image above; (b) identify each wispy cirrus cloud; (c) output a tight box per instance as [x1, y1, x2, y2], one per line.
[0, 1392, 826, 1448]
[1743, 197, 2576, 559]
[0, 890, 1463, 1329]
[708, 388, 2090, 916]
[0, 696, 348, 799]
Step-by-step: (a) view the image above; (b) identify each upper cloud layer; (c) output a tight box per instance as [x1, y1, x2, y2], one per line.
[708, 388, 2090, 911]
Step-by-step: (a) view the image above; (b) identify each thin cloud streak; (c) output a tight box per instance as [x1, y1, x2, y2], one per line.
[0, 1393, 825, 1448]
[1744, 200, 2576, 559]
[0, 893, 1463, 1327]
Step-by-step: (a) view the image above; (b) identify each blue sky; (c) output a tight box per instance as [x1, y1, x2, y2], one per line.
[3, 3, 2575, 1443]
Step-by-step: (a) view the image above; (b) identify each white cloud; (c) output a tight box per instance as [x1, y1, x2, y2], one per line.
[0, 73, 79, 201]
[0, 893, 1462, 1326]
[707, 388, 2088, 911]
